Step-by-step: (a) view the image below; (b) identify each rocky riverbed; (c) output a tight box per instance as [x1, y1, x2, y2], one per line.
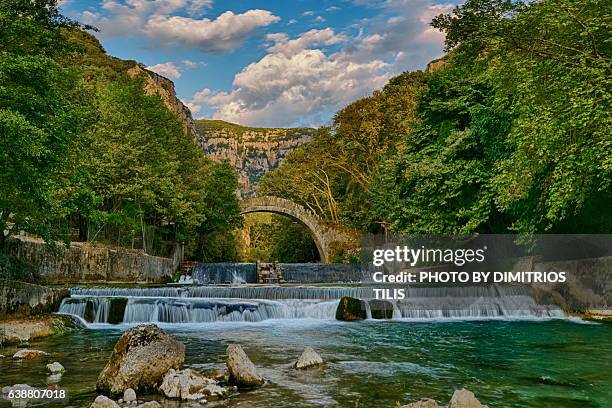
[1, 319, 610, 407]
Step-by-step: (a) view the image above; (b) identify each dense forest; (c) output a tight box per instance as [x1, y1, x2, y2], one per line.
[261, 0, 611, 238]
[0, 0, 241, 276]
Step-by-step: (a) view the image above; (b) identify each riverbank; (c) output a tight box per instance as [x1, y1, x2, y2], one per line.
[1, 319, 610, 407]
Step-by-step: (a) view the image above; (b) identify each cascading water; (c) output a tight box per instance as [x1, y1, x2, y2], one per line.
[58, 284, 564, 325]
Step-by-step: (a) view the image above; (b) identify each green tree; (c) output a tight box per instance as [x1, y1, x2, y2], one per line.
[433, 0, 611, 232]
[371, 63, 512, 234]
[0, 0, 91, 248]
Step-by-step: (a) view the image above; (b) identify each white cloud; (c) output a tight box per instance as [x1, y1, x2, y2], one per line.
[80, 2, 279, 53]
[340, 0, 452, 69]
[314, 16, 326, 23]
[146, 60, 207, 79]
[302, 11, 314, 16]
[326, 6, 341, 12]
[186, 0, 454, 126]
[182, 59, 207, 68]
[147, 62, 182, 79]
[266, 28, 345, 56]
[287, 19, 297, 25]
[187, 0, 213, 16]
[188, 29, 391, 126]
[145, 10, 279, 52]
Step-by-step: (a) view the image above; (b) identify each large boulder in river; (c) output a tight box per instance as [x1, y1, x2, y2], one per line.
[449, 389, 488, 408]
[96, 324, 185, 395]
[294, 347, 324, 369]
[369, 299, 394, 319]
[400, 399, 439, 408]
[226, 344, 264, 388]
[335, 297, 366, 321]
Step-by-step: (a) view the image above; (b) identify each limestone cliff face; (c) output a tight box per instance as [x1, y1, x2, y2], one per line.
[127, 65, 200, 142]
[196, 120, 315, 197]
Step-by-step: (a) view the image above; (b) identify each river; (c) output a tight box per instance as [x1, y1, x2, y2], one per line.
[0, 286, 610, 407]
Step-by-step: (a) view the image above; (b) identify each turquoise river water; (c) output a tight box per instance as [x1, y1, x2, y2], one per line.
[1, 285, 611, 407]
[1, 318, 611, 407]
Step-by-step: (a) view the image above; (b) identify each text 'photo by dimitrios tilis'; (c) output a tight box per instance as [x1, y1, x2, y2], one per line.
[0, 0, 610, 407]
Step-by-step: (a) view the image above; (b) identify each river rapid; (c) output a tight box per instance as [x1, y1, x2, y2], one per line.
[0, 286, 610, 407]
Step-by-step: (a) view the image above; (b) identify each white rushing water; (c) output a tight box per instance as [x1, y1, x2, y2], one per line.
[58, 285, 565, 324]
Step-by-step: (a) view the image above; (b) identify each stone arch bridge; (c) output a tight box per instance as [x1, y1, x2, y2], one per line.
[240, 196, 359, 263]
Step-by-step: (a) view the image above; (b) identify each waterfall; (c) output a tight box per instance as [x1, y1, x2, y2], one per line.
[59, 297, 339, 324]
[58, 284, 565, 325]
[69, 286, 373, 300]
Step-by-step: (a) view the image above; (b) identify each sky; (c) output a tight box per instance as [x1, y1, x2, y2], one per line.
[60, 0, 460, 128]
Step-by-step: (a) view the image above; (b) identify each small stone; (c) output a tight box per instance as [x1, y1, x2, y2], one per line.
[294, 347, 324, 369]
[0, 354, 5, 358]
[90, 395, 120, 408]
[226, 344, 264, 388]
[449, 389, 488, 408]
[13, 349, 48, 359]
[46, 362, 65, 373]
[400, 398, 439, 408]
[123, 388, 137, 402]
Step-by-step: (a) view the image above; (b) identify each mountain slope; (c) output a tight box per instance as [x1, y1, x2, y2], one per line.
[195, 120, 315, 197]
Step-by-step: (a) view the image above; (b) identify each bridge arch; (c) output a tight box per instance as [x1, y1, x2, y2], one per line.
[240, 196, 358, 263]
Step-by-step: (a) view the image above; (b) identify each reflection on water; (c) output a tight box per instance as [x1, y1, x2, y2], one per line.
[1, 319, 610, 408]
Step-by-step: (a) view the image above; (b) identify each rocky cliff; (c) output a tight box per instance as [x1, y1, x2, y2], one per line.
[127, 65, 200, 142]
[195, 120, 315, 197]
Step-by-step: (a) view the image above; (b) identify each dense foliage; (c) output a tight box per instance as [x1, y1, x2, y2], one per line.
[262, 0, 611, 235]
[0, 0, 241, 266]
[260, 72, 425, 231]
[242, 214, 319, 263]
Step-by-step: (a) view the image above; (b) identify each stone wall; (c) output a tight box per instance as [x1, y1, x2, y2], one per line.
[530, 256, 612, 312]
[0, 280, 69, 320]
[280, 263, 366, 283]
[10, 236, 176, 284]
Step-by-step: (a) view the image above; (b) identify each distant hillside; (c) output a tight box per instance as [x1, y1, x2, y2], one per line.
[195, 119, 315, 197]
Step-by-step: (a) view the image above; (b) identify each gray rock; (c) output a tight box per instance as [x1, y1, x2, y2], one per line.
[400, 398, 439, 408]
[335, 297, 366, 320]
[13, 349, 48, 359]
[96, 324, 185, 395]
[123, 388, 136, 402]
[46, 362, 65, 373]
[226, 344, 264, 387]
[294, 347, 324, 369]
[449, 389, 488, 408]
[90, 395, 120, 408]
[159, 368, 229, 401]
